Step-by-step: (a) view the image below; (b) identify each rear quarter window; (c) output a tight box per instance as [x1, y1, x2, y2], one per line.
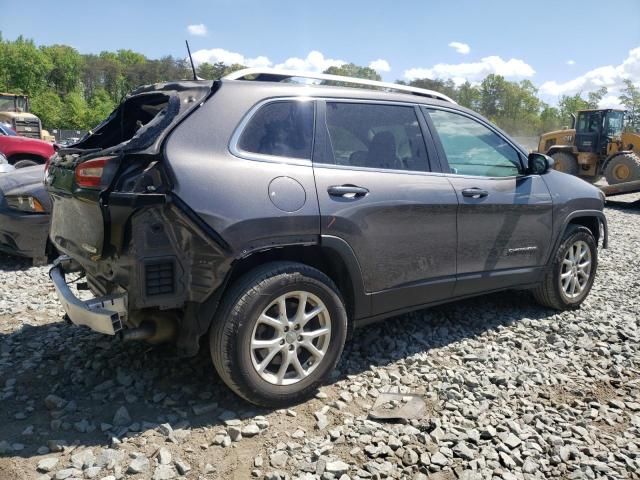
[237, 100, 314, 160]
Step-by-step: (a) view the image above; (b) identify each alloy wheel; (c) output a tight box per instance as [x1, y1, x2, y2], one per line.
[559, 240, 592, 299]
[250, 291, 331, 385]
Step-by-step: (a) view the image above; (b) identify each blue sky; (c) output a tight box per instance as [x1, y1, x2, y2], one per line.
[2, 0, 639, 105]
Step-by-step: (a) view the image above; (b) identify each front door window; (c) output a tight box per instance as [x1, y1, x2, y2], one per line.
[425, 108, 522, 177]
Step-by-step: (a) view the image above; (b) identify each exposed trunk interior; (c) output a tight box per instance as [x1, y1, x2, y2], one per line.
[61, 80, 215, 155]
[77, 93, 174, 150]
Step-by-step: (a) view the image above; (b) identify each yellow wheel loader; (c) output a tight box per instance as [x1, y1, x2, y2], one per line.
[538, 109, 640, 194]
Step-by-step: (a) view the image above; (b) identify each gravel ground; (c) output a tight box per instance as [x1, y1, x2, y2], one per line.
[1, 195, 639, 480]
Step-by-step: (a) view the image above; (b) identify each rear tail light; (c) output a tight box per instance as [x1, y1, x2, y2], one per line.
[75, 156, 116, 189]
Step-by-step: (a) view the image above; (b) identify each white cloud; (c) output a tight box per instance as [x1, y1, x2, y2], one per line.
[191, 48, 271, 68]
[599, 94, 623, 109]
[404, 56, 535, 85]
[540, 47, 640, 100]
[448, 41, 470, 55]
[369, 59, 391, 72]
[567, 59, 576, 66]
[274, 51, 346, 72]
[190, 48, 347, 73]
[187, 24, 207, 36]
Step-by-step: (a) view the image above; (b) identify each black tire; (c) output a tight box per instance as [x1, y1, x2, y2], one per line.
[604, 153, 640, 185]
[13, 159, 39, 169]
[551, 151, 579, 176]
[209, 261, 348, 407]
[533, 225, 597, 310]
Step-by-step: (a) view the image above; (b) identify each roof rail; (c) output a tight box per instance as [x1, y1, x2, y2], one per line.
[223, 68, 456, 104]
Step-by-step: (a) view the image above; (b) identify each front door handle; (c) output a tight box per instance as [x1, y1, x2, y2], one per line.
[461, 187, 489, 199]
[328, 185, 369, 198]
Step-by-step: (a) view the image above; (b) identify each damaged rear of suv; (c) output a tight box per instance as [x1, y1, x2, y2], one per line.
[46, 69, 607, 407]
[46, 80, 230, 350]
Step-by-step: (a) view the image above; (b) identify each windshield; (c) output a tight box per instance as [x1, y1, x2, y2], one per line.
[0, 94, 28, 112]
[605, 111, 624, 137]
[0, 123, 17, 136]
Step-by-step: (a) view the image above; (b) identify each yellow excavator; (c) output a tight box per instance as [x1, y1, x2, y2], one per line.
[538, 109, 640, 193]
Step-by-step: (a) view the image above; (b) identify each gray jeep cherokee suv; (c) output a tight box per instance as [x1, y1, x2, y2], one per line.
[45, 69, 608, 407]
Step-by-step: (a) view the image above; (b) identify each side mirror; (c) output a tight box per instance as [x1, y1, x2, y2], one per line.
[527, 152, 554, 175]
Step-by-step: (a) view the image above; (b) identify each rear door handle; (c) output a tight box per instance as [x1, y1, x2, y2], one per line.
[328, 185, 369, 198]
[461, 188, 489, 198]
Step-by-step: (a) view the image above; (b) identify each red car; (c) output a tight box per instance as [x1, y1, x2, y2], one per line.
[0, 123, 55, 167]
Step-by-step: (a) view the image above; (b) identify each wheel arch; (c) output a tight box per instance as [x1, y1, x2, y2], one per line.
[221, 238, 369, 323]
[178, 236, 369, 357]
[546, 146, 576, 157]
[548, 210, 608, 266]
[7, 153, 47, 165]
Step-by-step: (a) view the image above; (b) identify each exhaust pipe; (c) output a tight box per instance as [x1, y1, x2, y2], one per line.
[119, 314, 178, 343]
[120, 322, 156, 341]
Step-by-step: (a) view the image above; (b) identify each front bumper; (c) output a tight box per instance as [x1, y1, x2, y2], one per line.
[49, 258, 127, 335]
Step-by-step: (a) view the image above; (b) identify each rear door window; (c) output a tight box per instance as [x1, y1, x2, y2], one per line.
[238, 100, 314, 159]
[322, 102, 429, 172]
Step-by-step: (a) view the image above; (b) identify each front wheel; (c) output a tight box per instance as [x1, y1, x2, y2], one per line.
[209, 262, 348, 407]
[551, 151, 579, 176]
[533, 225, 598, 310]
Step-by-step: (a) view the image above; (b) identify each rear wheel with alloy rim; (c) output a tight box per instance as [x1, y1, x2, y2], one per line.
[210, 262, 347, 407]
[251, 291, 332, 386]
[533, 225, 598, 310]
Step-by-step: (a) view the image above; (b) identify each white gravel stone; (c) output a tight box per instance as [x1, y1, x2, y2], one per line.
[158, 447, 172, 465]
[36, 457, 59, 472]
[325, 460, 349, 474]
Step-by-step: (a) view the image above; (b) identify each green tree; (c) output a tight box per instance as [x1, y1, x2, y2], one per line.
[61, 91, 88, 129]
[30, 90, 63, 128]
[619, 79, 640, 131]
[587, 87, 607, 109]
[41, 44, 84, 95]
[540, 105, 562, 133]
[558, 93, 589, 127]
[85, 89, 116, 129]
[403, 78, 457, 101]
[498, 80, 543, 135]
[457, 81, 481, 110]
[479, 74, 509, 120]
[197, 62, 228, 79]
[0, 36, 52, 95]
[324, 63, 381, 81]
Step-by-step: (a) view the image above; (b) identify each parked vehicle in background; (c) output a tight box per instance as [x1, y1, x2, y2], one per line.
[538, 109, 640, 185]
[0, 123, 55, 167]
[45, 69, 608, 407]
[0, 152, 14, 173]
[0, 92, 54, 140]
[0, 165, 51, 264]
[57, 137, 81, 147]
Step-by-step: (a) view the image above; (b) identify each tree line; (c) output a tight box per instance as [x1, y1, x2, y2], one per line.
[1, 35, 639, 135]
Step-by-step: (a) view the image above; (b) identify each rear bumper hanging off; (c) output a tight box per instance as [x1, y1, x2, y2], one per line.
[49, 257, 127, 335]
